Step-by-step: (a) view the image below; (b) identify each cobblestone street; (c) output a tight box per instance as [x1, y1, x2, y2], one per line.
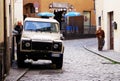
[11, 38, 120, 81]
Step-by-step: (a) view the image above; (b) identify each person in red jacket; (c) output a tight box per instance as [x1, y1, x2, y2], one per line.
[96, 27, 105, 51]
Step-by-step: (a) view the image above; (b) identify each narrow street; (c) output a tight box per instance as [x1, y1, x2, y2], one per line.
[13, 38, 120, 81]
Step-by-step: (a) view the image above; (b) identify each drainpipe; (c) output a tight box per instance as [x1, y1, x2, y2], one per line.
[3, 0, 7, 78]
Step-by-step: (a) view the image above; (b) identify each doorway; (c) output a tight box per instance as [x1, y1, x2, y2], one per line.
[109, 12, 114, 49]
[23, 3, 35, 19]
[54, 10, 66, 30]
[83, 11, 91, 34]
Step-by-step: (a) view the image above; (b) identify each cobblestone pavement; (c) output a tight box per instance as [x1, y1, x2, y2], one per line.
[83, 38, 120, 63]
[5, 38, 120, 81]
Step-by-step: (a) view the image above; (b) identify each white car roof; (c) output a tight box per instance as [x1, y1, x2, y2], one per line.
[24, 17, 59, 23]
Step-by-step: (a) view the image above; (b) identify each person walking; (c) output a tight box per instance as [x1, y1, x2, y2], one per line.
[96, 27, 105, 51]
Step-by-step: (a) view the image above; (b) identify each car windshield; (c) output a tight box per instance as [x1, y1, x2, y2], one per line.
[24, 21, 59, 33]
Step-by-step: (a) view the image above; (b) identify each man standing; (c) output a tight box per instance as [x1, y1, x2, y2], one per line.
[11, 21, 23, 65]
[14, 21, 23, 44]
[96, 27, 105, 51]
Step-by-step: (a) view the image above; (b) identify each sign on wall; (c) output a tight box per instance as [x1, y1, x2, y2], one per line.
[83, 11, 91, 27]
[34, 2, 39, 13]
[52, 2, 68, 8]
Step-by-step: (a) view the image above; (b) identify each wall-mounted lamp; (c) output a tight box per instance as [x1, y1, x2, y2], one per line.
[49, 3, 53, 9]
[113, 21, 117, 30]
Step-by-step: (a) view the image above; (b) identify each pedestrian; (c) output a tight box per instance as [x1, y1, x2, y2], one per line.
[11, 21, 23, 66]
[96, 27, 105, 51]
[14, 21, 23, 44]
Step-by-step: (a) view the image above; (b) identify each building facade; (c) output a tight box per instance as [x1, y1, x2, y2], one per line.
[23, 0, 96, 29]
[14, 0, 23, 24]
[0, 0, 14, 80]
[95, 0, 120, 52]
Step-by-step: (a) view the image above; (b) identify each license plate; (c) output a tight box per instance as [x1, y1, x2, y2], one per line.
[52, 54, 60, 57]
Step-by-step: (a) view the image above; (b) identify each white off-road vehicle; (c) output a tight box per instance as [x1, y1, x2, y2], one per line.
[17, 17, 64, 69]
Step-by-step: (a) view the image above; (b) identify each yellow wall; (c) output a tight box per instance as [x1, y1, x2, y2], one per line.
[23, 0, 96, 26]
[40, 0, 96, 26]
[40, 0, 94, 12]
[23, 0, 41, 5]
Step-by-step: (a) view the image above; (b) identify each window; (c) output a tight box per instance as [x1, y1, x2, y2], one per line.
[83, 11, 91, 27]
[98, 16, 101, 26]
[24, 21, 59, 33]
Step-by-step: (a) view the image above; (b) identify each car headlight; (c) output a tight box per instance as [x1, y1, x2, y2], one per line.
[53, 44, 59, 49]
[25, 42, 31, 47]
[53, 42, 62, 51]
[22, 40, 31, 50]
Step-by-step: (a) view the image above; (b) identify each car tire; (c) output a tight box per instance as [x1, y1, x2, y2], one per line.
[17, 54, 25, 68]
[52, 54, 63, 69]
[17, 45, 25, 68]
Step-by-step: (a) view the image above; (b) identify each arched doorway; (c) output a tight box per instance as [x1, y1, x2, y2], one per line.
[23, 3, 35, 19]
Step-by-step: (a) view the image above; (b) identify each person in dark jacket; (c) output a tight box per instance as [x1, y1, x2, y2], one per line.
[14, 21, 23, 44]
[11, 21, 23, 65]
[96, 27, 105, 51]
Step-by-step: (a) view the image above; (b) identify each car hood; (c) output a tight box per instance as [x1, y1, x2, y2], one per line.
[21, 31, 61, 41]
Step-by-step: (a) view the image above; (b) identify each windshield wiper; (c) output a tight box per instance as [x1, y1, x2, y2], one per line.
[36, 29, 43, 32]
[25, 29, 34, 31]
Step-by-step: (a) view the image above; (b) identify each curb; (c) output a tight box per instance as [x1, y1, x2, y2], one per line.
[83, 46, 120, 64]
[16, 68, 29, 81]
[4, 68, 29, 81]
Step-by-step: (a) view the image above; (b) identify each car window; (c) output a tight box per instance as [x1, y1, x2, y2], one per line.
[24, 21, 59, 33]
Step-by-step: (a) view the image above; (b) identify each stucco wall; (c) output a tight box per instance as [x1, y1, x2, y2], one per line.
[40, 0, 96, 26]
[40, 0, 94, 12]
[0, 0, 4, 44]
[14, 0, 23, 24]
[96, 0, 120, 52]
[104, 0, 120, 51]
[95, 0, 104, 29]
[23, 0, 96, 26]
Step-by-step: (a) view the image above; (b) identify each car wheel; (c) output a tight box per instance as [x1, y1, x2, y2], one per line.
[17, 54, 25, 68]
[17, 45, 25, 68]
[52, 54, 63, 69]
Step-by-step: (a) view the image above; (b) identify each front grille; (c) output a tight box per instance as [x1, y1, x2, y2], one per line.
[32, 42, 52, 51]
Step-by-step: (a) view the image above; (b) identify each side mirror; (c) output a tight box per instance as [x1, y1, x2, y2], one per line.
[12, 30, 18, 36]
[60, 34, 65, 40]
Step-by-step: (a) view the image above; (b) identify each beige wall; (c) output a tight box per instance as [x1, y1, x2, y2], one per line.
[0, 0, 4, 44]
[95, 0, 104, 29]
[96, 0, 120, 52]
[104, 0, 120, 52]
[14, 0, 23, 24]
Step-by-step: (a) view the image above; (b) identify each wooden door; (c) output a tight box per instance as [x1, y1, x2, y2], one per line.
[109, 12, 114, 49]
